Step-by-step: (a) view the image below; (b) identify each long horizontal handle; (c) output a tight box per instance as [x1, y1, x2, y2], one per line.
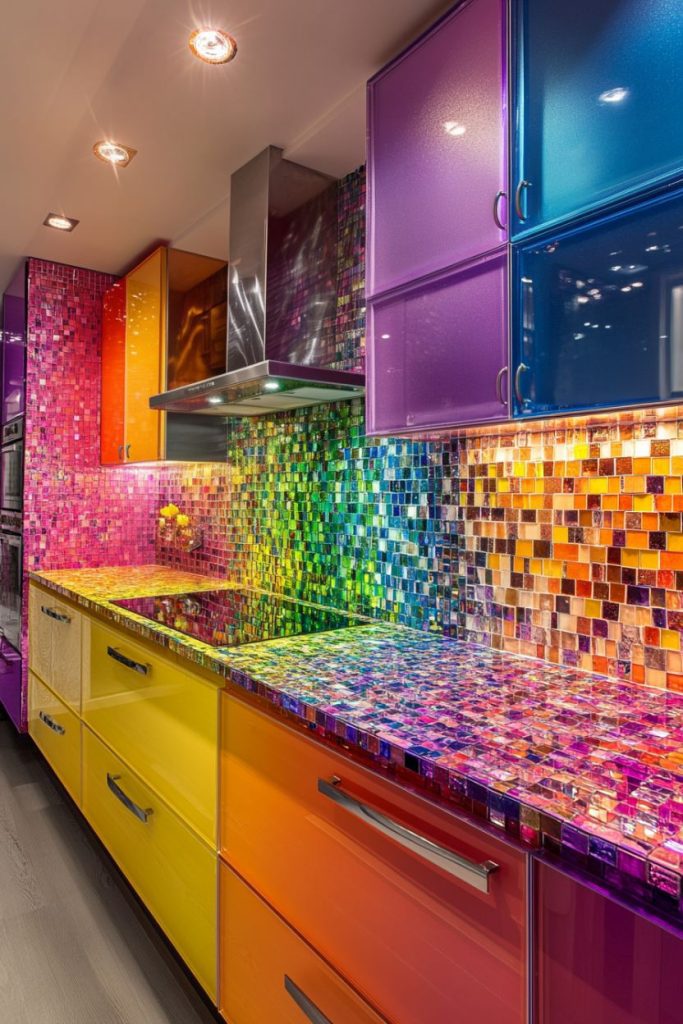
[39, 711, 65, 735]
[318, 777, 498, 894]
[106, 773, 153, 823]
[284, 976, 332, 1024]
[41, 605, 71, 624]
[106, 646, 150, 676]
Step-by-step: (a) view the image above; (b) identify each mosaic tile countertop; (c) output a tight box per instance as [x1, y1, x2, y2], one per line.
[31, 566, 683, 919]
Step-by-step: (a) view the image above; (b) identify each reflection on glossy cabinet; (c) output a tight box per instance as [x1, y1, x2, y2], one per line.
[367, 0, 508, 297]
[368, 248, 509, 433]
[220, 862, 387, 1024]
[221, 693, 528, 1024]
[535, 859, 683, 1024]
[513, 186, 683, 417]
[512, 0, 683, 240]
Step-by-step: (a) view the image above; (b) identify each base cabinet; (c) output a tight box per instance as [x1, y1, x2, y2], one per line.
[219, 862, 386, 1024]
[221, 692, 528, 1024]
[535, 859, 683, 1024]
[82, 727, 217, 999]
[28, 672, 82, 805]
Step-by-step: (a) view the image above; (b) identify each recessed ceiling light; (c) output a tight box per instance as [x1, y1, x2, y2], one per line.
[599, 86, 629, 104]
[93, 140, 137, 167]
[189, 28, 237, 64]
[43, 213, 79, 232]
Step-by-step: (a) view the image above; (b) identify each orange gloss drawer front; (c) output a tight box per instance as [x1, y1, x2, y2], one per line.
[220, 862, 387, 1024]
[221, 694, 528, 1024]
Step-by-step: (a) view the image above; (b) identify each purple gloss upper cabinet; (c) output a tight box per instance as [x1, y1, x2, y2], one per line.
[367, 0, 508, 299]
[367, 247, 508, 434]
[535, 858, 683, 1024]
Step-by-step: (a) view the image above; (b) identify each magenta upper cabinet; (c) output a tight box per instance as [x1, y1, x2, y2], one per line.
[535, 860, 683, 1024]
[367, 248, 508, 434]
[367, 0, 507, 299]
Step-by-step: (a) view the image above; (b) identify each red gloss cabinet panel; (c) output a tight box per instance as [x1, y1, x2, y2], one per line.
[221, 693, 528, 1024]
[535, 859, 683, 1024]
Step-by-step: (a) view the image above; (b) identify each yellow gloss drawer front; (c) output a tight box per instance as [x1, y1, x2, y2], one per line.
[83, 620, 218, 844]
[220, 862, 387, 1024]
[28, 672, 82, 805]
[28, 585, 82, 710]
[82, 727, 217, 999]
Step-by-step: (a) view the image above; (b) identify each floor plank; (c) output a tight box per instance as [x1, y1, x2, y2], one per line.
[0, 718, 221, 1024]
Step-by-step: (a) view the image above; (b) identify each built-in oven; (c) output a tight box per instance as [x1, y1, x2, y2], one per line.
[1, 417, 23, 512]
[0, 522, 22, 652]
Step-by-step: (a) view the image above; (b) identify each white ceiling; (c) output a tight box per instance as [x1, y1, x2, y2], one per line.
[0, 0, 450, 293]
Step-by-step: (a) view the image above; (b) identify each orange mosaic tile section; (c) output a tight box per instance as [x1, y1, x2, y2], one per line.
[457, 406, 683, 690]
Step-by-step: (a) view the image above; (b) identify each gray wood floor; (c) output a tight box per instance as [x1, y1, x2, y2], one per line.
[0, 716, 221, 1024]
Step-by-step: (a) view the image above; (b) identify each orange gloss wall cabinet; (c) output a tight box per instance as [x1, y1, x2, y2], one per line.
[101, 280, 126, 464]
[100, 248, 166, 464]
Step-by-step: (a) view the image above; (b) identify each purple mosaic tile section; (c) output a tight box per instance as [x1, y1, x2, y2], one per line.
[21, 258, 157, 727]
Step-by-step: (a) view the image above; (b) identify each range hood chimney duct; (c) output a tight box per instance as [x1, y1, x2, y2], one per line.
[150, 146, 364, 416]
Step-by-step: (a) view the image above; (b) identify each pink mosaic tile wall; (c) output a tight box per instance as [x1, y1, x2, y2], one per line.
[22, 258, 157, 723]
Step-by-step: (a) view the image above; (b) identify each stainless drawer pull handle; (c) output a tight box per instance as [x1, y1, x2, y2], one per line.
[495, 366, 508, 406]
[284, 975, 332, 1024]
[493, 189, 507, 230]
[106, 773, 153, 823]
[41, 606, 71, 624]
[39, 711, 65, 735]
[318, 777, 499, 895]
[106, 646, 150, 675]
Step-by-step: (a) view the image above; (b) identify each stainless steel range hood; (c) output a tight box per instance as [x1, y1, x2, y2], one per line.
[150, 146, 364, 417]
[151, 360, 364, 415]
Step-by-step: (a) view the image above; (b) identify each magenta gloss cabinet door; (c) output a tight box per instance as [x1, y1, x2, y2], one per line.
[367, 0, 507, 299]
[367, 248, 508, 434]
[535, 860, 683, 1024]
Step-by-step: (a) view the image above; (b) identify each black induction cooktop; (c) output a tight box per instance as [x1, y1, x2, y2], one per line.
[111, 587, 369, 648]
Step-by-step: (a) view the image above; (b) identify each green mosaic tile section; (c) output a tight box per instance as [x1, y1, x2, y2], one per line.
[223, 399, 451, 630]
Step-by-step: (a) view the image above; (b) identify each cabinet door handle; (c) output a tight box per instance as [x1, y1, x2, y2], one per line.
[106, 646, 150, 676]
[284, 976, 332, 1024]
[318, 777, 498, 894]
[495, 366, 508, 407]
[40, 605, 71, 624]
[125, 443, 131, 460]
[514, 179, 532, 221]
[514, 362, 529, 405]
[106, 773, 153, 823]
[39, 711, 65, 735]
[118, 445, 124, 461]
[493, 190, 507, 230]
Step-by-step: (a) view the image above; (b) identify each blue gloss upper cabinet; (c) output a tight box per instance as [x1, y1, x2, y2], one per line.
[367, 0, 508, 299]
[512, 0, 683, 240]
[513, 187, 683, 417]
